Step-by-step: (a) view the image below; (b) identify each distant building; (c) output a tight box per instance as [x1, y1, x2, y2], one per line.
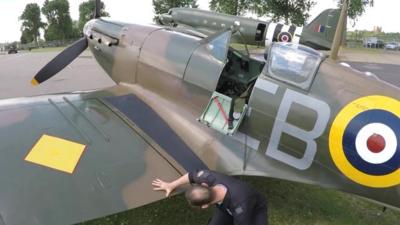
[373, 26, 383, 33]
[363, 37, 384, 48]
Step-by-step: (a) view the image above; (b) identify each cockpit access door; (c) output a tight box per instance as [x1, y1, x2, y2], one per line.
[183, 30, 232, 91]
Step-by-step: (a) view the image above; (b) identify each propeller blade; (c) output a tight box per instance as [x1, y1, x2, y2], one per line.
[94, 0, 101, 18]
[31, 37, 88, 85]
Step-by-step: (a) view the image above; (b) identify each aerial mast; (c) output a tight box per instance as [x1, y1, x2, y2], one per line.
[330, 0, 348, 60]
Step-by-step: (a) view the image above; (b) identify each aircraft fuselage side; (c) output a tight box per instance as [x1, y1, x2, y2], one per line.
[85, 18, 400, 210]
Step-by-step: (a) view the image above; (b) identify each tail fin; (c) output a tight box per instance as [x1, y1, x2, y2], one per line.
[300, 9, 340, 50]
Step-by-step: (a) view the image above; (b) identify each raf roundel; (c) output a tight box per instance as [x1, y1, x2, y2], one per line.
[329, 96, 400, 188]
[278, 32, 292, 43]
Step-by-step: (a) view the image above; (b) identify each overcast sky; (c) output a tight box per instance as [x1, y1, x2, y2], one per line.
[0, 0, 399, 43]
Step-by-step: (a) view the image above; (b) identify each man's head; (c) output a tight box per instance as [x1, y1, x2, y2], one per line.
[185, 185, 213, 209]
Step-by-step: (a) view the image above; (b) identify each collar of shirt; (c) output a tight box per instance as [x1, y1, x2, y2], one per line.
[216, 185, 231, 210]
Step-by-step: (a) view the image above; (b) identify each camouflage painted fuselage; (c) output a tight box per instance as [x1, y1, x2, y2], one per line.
[85, 18, 400, 210]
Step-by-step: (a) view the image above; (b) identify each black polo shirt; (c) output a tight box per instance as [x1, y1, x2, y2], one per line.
[188, 169, 266, 220]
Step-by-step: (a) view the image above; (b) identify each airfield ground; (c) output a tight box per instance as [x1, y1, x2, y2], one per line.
[0, 49, 399, 225]
[339, 48, 400, 87]
[0, 50, 113, 99]
[340, 47, 400, 64]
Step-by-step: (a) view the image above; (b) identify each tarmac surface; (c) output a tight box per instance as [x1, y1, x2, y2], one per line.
[344, 61, 400, 87]
[339, 49, 400, 87]
[340, 49, 400, 64]
[0, 51, 114, 99]
[0, 50, 398, 100]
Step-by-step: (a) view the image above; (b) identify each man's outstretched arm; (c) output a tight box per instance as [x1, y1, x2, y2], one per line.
[152, 173, 190, 197]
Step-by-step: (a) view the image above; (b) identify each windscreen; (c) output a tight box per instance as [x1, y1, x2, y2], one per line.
[267, 43, 323, 89]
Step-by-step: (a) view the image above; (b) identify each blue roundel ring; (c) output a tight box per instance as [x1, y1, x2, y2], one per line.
[342, 109, 400, 176]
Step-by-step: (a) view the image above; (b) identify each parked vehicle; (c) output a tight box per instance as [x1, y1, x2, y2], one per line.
[385, 42, 400, 50]
[7, 45, 18, 54]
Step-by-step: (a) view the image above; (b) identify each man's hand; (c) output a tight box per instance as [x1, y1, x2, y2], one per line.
[152, 178, 174, 197]
[151, 173, 190, 197]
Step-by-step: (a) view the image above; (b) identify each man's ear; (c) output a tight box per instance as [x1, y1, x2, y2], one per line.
[201, 183, 208, 187]
[201, 204, 209, 209]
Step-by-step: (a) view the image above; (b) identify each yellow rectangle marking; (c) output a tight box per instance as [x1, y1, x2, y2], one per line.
[25, 134, 86, 174]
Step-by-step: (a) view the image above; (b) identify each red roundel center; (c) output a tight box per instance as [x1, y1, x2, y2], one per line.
[282, 35, 289, 42]
[367, 134, 386, 153]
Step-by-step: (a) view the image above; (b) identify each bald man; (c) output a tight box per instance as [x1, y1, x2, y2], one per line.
[152, 169, 268, 225]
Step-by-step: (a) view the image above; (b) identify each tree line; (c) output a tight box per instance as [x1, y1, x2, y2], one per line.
[154, 0, 373, 24]
[19, 0, 108, 44]
[20, 0, 373, 44]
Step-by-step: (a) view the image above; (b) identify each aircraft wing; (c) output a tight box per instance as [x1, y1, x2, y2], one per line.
[0, 84, 206, 225]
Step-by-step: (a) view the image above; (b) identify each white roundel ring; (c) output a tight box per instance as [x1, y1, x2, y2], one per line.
[355, 123, 397, 165]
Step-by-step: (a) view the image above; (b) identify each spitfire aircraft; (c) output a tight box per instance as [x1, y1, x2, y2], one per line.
[0, 1, 399, 225]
